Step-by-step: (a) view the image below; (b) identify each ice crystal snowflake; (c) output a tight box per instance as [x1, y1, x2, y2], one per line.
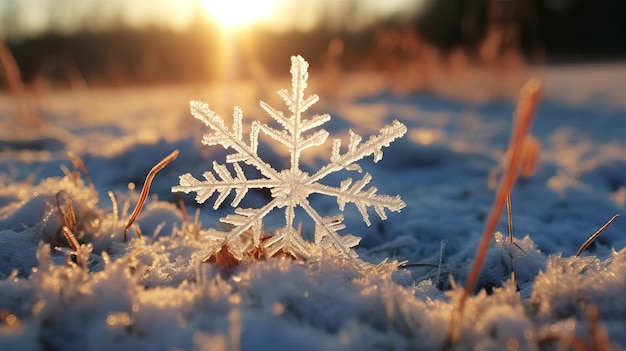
[172, 55, 406, 261]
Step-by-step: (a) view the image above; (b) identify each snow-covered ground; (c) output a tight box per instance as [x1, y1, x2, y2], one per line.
[1, 61, 626, 350]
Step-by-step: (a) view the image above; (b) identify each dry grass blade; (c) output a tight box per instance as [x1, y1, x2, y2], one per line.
[125, 149, 179, 241]
[62, 226, 80, 252]
[55, 192, 81, 251]
[538, 331, 587, 351]
[56, 191, 76, 231]
[205, 245, 240, 267]
[445, 79, 542, 346]
[0, 36, 40, 127]
[22, 165, 44, 186]
[586, 305, 614, 351]
[576, 214, 619, 257]
[66, 201, 76, 229]
[177, 195, 188, 223]
[67, 151, 94, 187]
[506, 193, 514, 243]
[520, 134, 541, 179]
[402, 262, 441, 268]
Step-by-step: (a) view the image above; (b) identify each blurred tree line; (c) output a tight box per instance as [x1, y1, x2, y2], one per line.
[1, 0, 624, 90]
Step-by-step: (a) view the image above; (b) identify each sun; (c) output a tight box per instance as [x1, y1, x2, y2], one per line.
[200, 0, 278, 28]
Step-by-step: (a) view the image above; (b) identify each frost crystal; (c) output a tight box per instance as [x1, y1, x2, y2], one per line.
[172, 55, 406, 261]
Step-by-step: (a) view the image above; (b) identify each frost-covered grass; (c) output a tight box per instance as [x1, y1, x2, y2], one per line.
[1, 61, 626, 350]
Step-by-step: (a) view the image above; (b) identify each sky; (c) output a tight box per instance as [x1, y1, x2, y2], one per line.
[0, 0, 425, 39]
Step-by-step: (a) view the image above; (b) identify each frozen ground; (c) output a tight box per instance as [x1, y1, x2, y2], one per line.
[1, 62, 626, 350]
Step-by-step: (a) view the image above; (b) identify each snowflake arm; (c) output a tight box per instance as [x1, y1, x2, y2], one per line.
[221, 199, 281, 243]
[253, 121, 330, 157]
[308, 173, 406, 226]
[173, 162, 281, 209]
[299, 202, 359, 259]
[190, 102, 279, 180]
[263, 226, 311, 260]
[281, 55, 314, 116]
[204, 228, 247, 261]
[259, 101, 330, 136]
[309, 120, 408, 183]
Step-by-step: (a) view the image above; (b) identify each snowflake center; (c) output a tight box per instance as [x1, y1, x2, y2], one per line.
[273, 169, 311, 202]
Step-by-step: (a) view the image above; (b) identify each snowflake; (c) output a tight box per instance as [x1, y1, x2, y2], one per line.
[172, 55, 406, 261]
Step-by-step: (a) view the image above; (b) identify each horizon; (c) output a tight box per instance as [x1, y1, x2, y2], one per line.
[0, 0, 423, 40]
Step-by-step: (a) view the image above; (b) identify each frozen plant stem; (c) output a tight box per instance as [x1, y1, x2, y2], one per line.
[62, 226, 80, 252]
[585, 304, 614, 351]
[506, 193, 513, 243]
[446, 79, 542, 345]
[575, 214, 619, 257]
[56, 192, 77, 233]
[536, 305, 614, 350]
[125, 149, 179, 240]
[437, 240, 446, 288]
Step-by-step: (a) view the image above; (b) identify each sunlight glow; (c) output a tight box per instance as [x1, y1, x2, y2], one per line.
[200, 0, 278, 28]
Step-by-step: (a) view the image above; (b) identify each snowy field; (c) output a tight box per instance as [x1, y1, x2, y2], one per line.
[1, 59, 626, 350]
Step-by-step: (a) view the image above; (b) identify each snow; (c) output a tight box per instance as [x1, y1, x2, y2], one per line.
[1, 61, 626, 350]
